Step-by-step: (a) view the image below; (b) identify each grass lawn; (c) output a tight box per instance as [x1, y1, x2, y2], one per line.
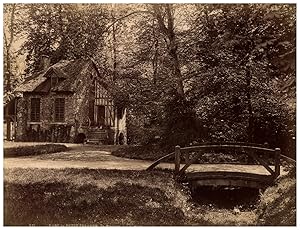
[256, 167, 296, 226]
[4, 168, 190, 226]
[4, 167, 295, 226]
[4, 168, 260, 226]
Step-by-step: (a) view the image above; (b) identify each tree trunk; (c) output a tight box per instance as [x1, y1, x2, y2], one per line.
[169, 41, 185, 96]
[112, 19, 117, 81]
[4, 4, 16, 93]
[246, 65, 254, 142]
[152, 18, 159, 85]
[165, 5, 184, 97]
[152, 39, 159, 85]
[5, 53, 11, 92]
[153, 4, 185, 97]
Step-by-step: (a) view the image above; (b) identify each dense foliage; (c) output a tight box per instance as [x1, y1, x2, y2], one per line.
[3, 4, 27, 103]
[4, 4, 296, 156]
[22, 4, 109, 74]
[182, 4, 295, 152]
[119, 4, 295, 157]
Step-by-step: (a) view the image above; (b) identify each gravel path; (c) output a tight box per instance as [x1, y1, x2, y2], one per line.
[4, 142, 286, 176]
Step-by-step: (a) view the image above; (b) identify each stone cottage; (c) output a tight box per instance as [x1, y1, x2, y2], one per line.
[13, 57, 127, 144]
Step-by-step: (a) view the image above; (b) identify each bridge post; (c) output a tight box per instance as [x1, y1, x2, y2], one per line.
[275, 148, 281, 177]
[174, 145, 181, 176]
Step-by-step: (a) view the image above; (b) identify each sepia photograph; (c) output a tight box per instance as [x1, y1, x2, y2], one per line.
[2, 2, 296, 226]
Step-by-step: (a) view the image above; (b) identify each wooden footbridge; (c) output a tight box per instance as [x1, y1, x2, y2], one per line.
[147, 143, 281, 188]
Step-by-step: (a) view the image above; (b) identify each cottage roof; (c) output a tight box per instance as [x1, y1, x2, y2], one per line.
[51, 60, 89, 92]
[15, 59, 100, 93]
[15, 73, 47, 92]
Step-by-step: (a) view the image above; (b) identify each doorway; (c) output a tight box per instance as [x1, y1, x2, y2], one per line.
[97, 105, 105, 127]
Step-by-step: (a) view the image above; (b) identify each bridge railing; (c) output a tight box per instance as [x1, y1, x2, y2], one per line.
[174, 144, 281, 180]
[146, 152, 175, 171]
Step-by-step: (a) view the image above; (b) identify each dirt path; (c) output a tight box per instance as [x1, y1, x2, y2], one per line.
[4, 142, 287, 176]
[4, 143, 150, 170]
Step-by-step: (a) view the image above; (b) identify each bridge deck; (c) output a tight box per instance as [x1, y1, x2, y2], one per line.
[156, 163, 283, 188]
[157, 163, 276, 175]
[185, 171, 275, 188]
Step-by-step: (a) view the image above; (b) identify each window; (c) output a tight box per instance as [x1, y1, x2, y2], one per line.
[97, 105, 105, 126]
[54, 98, 65, 122]
[30, 98, 40, 122]
[51, 77, 60, 88]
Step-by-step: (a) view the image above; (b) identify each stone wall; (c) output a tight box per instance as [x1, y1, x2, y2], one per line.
[15, 97, 28, 141]
[15, 93, 76, 142]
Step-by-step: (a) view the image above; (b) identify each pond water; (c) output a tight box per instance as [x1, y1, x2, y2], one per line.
[189, 185, 261, 211]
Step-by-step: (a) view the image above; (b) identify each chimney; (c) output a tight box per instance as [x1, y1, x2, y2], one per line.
[40, 55, 51, 71]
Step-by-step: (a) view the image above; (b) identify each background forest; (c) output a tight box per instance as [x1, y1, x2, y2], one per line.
[3, 4, 296, 157]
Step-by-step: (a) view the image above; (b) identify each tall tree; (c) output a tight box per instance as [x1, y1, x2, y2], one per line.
[152, 4, 184, 97]
[22, 4, 109, 75]
[3, 4, 16, 93]
[183, 4, 295, 145]
[3, 4, 27, 102]
[110, 4, 201, 146]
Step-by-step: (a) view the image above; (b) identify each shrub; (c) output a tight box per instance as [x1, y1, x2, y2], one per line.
[4, 144, 68, 158]
[162, 92, 206, 148]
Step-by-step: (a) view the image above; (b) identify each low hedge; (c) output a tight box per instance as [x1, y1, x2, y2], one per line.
[4, 144, 68, 158]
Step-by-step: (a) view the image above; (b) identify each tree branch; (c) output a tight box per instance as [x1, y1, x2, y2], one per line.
[152, 5, 169, 37]
[103, 10, 154, 34]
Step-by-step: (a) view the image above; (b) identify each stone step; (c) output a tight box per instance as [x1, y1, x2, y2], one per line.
[88, 131, 107, 134]
[87, 133, 107, 137]
[86, 130, 108, 143]
[88, 128, 107, 131]
[86, 139, 104, 145]
[86, 139, 101, 142]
